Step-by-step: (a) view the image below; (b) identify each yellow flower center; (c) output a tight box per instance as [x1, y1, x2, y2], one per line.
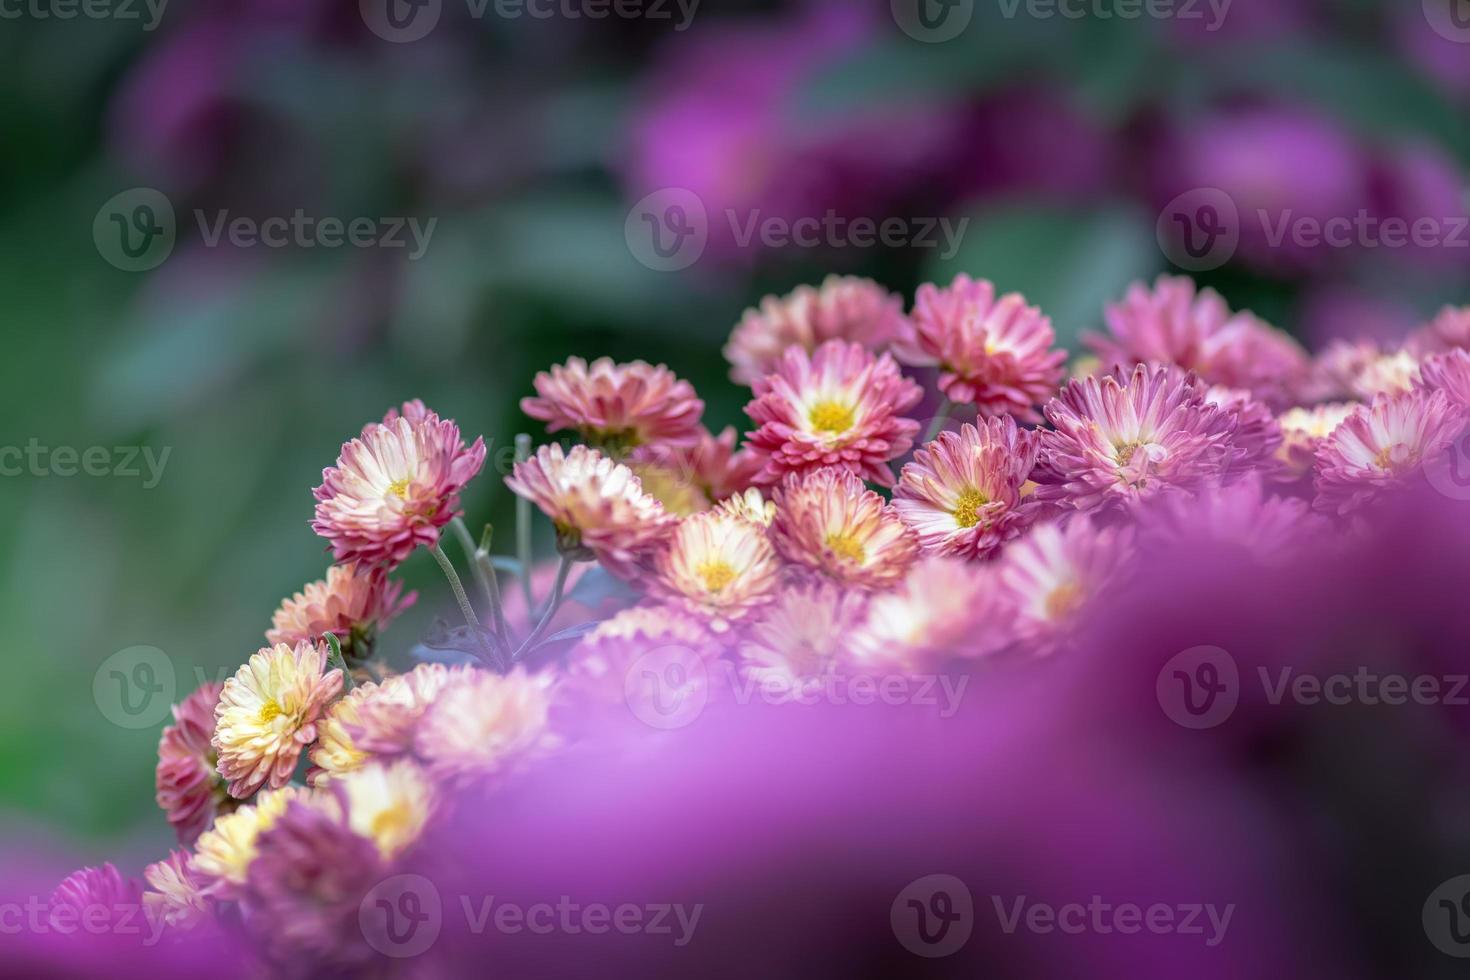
[696, 560, 738, 594]
[825, 531, 866, 565]
[386, 478, 412, 500]
[370, 802, 414, 850]
[952, 488, 988, 529]
[1045, 582, 1084, 620]
[1115, 442, 1140, 467]
[1373, 444, 1410, 471]
[809, 400, 855, 434]
[257, 699, 284, 725]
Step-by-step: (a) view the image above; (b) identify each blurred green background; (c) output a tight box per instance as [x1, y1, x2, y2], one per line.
[0, 0, 1466, 853]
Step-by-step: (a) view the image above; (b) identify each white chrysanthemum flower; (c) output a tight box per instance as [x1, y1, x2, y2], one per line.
[335, 760, 436, 861]
[213, 641, 343, 798]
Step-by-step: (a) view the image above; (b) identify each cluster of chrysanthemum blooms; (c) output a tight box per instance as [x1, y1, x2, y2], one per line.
[56, 273, 1470, 965]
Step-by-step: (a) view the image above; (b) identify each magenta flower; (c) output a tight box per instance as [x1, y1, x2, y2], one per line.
[895, 274, 1065, 422]
[724, 276, 909, 387]
[845, 556, 1004, 671]
[1313, 389, 1465, 516]
[1085, 276, 1310, 409]
[744, 340, 922, 488]
[1417, 349, 1470, 409]
[737, 582, 868, 691]
[1410, 306, 1470, 357]
[769, 467, 919, 590]
[1202, 385, 1282, 472]
[522, 357, 704, 451]
[50, 864, 143, 932]
[1137, 476, 1329, 565]
[994, 516, 1136, 654]
[892, 417, 1041, 559]
[312, 410, 487, 568]
[242, 797, 384, 970]
[155, 681, 230, 845]
[1308, 338, 1420, 402]
[1032, 365, 1243, 515]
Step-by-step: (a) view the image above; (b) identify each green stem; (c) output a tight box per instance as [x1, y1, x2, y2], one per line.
[512, 557, 571, 663]
[451, 517, 511, 664]
[922, 398, 955, 445]
[514, 434, 535, 612]
[428, 541, 494, 667]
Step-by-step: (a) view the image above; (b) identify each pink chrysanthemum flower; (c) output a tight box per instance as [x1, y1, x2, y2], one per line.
[1274, 402, 1359, 480]
[1310, 339, 1420, 401]
[1032, 365, 1243, 515]
[308, 664, 470, 785]
[50, 864, 143, 932]
[156, 681, 232, 845]
[1417, 349, 1470, 409]
[744, 340, 922, 488]
[892, 417, 1041, 559]
[724, 275, 909, 387]
[522, 357, 704, 451]
[1313, 389, 1465, 516]
[894, 274, 1065, 422]
[846, 557, 1003, 672]
[994, 516, 1136, 654]
[770, 468, 919, 589]
[652, 508, 782, 630]
[738, 582, 867, 691]
[144, 851, 212, 932]
[346, 663, 468, 757]
[1138, 476, 1329, 565]
[192, 786, 312, 895]
[563, 605, 721, 721]
[627, 426, 764, 516]
[266, 563, 415, 657]
[1202, 386, 1282, 472]
[414, 668, 559, 786]
[214, 640, 344, 799]
[365, 398, 433, 435]
[241, 795, 383, 969]
[313, 412, 487, 568]
[506, 443, 677, 578]
[1085, 275, 1309, 409]
[1408, 305, 1470, 357]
